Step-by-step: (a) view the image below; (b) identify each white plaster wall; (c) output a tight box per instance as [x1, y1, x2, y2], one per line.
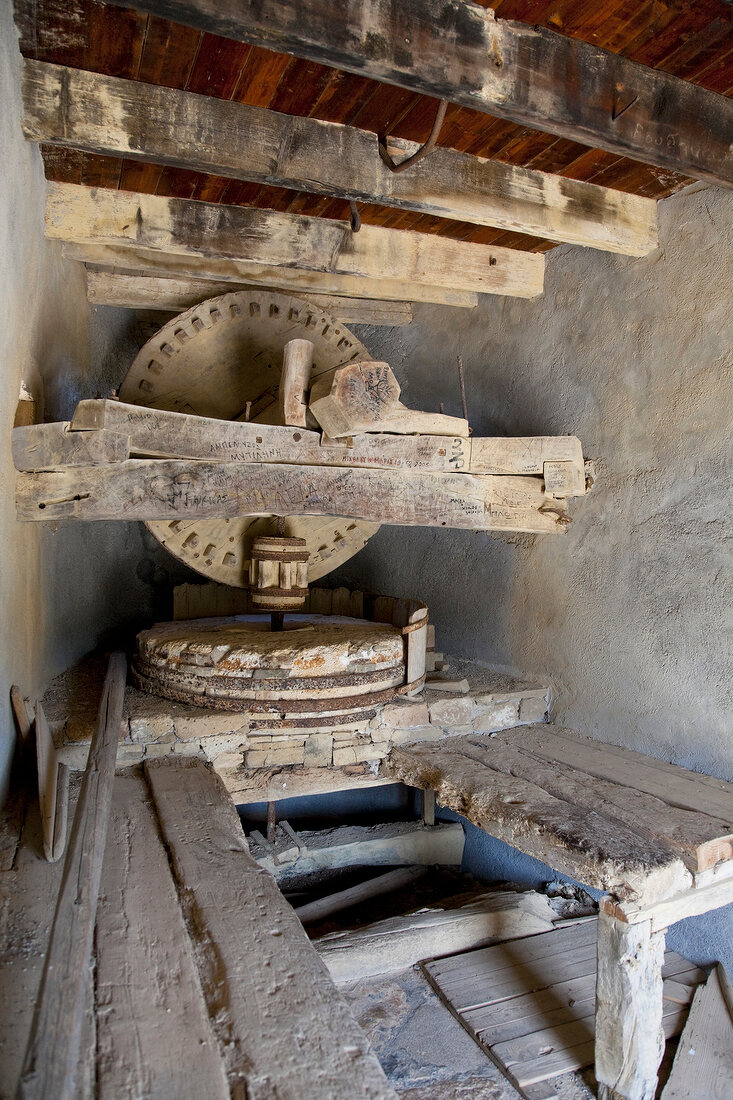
[340, 183, 733, 780]
[1, 4, 186, 800]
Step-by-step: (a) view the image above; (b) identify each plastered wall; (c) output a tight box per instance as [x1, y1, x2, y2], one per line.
[0, 9, 184, 801]
[339, 182, 733, 780]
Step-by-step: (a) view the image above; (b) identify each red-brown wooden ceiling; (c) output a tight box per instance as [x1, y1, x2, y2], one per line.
[14, 0, 733, 253]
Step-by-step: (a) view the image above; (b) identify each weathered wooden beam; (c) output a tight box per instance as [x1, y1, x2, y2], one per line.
[12, 421, 130, 471]
[144, 756, 397, 1097]
[24, 60, 658, 255]
[66, 241, 477, 308]
[294, 866, 427, 923]
[18, 653, 127, 1100]
[595, 911, 667, 1100]
[16, 459, 568, 533]
[85, 269, 416, 323]
[103, 0, 733, 188]
[46, 183, 545, 299]
[69, 400, 585, 485]
[69, 399, 470, 470]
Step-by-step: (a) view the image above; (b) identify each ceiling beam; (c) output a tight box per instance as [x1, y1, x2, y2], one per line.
[61, 241, 478, 307]
[45, 183, 544, 298]
[102, 0, 733, 188]
[85, 270, 414, 324]
[24, 60, 657, 256]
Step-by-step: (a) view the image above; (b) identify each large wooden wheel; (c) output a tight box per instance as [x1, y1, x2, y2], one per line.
[119, 289, 380, 585]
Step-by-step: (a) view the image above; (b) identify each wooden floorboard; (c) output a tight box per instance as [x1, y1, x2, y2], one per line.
[145, 755, 396, 1099]
[95, 770, 229, 1100]
[424, 918, 704, 1096]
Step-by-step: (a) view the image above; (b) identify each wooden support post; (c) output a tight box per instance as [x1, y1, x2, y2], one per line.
[595, 909, 667, 1100]
[18, 653, 127, 1100]
[421, 788, 436, 827]
[267, 799, 277, 846]
[278, 339, 313, 428]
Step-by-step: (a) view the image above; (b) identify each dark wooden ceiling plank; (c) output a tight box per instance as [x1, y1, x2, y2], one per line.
[136, 13, 202, 86]
[309, 71, 384, 126]
[231, 45, 290, 107]
[267, 56, 336, 116]
[185, 31, 251, 97]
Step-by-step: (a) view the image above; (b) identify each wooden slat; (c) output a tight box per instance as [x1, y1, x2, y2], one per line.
[102, 0, 733, 187]
[45, 182, 545, 298]
[18, 653, 127, 1100]
[24, 60, 658, 256]
[95, 771, 229, 1100]
[15, 460, 568, 533]
[661, 966, 733, 1100]
[521, 726, 733, 825]
[85, 269, 415, 324]
[424, 918, 701, 1096]
[143, 756, 396, 1098]
[65, 240, 478, 308]
[384, 732, 694, 904]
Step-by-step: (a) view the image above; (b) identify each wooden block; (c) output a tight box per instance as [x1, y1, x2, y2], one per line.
[278, 339, 313, 428]
[12, 422, 130, 471]
[309, 360, 401, 438]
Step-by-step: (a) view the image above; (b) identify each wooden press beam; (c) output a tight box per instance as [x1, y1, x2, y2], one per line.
[65, 242, 476, 307]
[24, 60, 657, 256]
[45, 183, 544, 299]
[103, 0, 733, 188]
[84, 270, 415, 324]
[15, 460, 568, 533]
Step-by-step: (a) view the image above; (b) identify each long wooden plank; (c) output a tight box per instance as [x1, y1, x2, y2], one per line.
[46, 182, 545, 298]
[144, 756, 396, 1098]
[522, 727, 733, 825]
[85, 270, 415, 324]
[95, 771, 229, 1100]
[70, 399, 468, 471]
[24, 60, 658, 256]
[64, 240, 479, 307]
[15, 460, 568, 533]
[661, 966, 733, 1100]
[384, 735, 693, 905]
[18, 653, 127, 1100]
[69, 400, 585, 483]
[104, 0, 733, 187]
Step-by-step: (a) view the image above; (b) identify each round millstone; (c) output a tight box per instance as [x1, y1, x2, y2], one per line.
[133, 615, 406, 713]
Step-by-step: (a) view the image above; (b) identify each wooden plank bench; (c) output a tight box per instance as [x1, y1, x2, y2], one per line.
[383, 724, 733, 1100]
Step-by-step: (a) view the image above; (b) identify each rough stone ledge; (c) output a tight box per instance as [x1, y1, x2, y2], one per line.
[44, 651, 551, 774]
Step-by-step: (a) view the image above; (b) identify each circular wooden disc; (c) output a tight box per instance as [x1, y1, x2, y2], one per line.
[119, 289, 380, 585]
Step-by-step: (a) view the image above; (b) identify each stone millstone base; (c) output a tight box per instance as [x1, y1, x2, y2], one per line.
[134, 614, 406, 719]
